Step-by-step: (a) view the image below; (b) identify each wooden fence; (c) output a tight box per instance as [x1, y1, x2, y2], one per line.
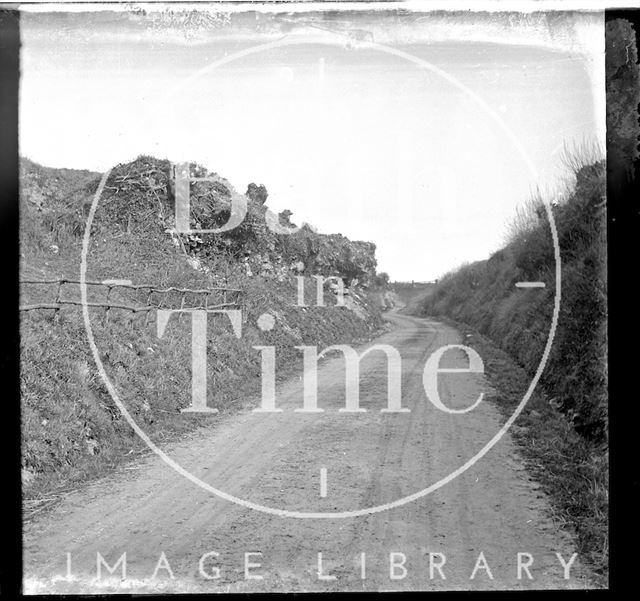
[19, 278, 244, 322]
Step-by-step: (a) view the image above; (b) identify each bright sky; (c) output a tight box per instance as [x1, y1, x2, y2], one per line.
[19, 7, 605, 280]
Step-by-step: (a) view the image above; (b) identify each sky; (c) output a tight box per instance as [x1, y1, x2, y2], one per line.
[19, 6, 605, 281]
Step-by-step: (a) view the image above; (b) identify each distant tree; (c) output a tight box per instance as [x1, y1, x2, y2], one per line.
[246, 183, 268, 205]
[374, 272, 390, 287]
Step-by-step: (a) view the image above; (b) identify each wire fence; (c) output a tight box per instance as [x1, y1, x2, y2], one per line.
[19, 278, 244, 324]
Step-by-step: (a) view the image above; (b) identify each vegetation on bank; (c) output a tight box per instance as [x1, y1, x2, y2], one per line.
[413, 149, 607, 581]
[422, 151, 606, 442]
[20, 156, 386, 500]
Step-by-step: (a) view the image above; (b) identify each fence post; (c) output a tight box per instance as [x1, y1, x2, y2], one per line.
[105, 285, 113, 325]
[53, 279, 63, 323]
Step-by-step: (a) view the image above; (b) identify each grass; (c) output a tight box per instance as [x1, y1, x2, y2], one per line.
[20, 156, 386, 503]
[414, 146, 608, 582]
[21, 280, 385, 501]
[422, 150, 607, 442]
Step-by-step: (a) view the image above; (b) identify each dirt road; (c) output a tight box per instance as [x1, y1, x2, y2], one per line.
[23, 311, 592, 592]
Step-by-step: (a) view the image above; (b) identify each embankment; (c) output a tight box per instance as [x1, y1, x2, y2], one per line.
[412, 157, 607, 579]
[20, 156, 385, 499]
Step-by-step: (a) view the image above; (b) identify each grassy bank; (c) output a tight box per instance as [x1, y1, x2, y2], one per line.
[420, 155, 606, 442]
[20, 156, 385, 503]
[413, 152, 607, 581]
